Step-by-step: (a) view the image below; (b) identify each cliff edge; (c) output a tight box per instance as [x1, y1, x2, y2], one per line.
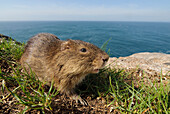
[107, 52, 170, 76]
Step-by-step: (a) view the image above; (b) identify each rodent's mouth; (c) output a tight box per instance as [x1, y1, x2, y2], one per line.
[92, 63, 107, 74]
[92, 69, 100, 73]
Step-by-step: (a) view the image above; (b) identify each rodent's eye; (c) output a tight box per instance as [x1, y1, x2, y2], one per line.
[80, 48, 87, 52]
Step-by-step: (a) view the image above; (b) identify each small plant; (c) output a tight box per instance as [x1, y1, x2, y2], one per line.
[101, 38, 111, 55]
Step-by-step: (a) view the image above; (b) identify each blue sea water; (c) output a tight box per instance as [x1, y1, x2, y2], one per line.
[0, 21, 170, 57]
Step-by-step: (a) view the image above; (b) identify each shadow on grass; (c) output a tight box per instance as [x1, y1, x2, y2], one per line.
[76, 67, 133, 99]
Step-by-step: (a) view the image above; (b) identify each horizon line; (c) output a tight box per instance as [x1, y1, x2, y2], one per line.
[0, 20, 170, 23]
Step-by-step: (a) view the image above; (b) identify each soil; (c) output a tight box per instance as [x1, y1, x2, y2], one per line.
[0, 80, 118, 114]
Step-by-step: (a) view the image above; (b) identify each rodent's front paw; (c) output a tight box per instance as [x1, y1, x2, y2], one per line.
[71, 94, 88, 106]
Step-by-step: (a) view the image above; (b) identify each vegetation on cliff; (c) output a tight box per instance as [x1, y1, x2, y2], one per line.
[0, 35, 169, 113]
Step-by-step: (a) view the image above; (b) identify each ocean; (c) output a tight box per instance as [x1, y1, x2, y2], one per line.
[0, 21, 170, 57]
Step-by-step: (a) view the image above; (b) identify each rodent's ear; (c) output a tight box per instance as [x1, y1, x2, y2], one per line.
[61, 40, 74, 51]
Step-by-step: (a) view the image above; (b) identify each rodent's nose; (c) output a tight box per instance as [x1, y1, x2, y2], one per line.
[102, 56, 109, 63]
[103, 58, 108, 62]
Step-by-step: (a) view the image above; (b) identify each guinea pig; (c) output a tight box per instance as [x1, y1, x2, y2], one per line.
[20, 33, 109, 105]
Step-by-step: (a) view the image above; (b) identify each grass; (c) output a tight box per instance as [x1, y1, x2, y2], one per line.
[2, 65, 59, 113]
[0, 38, 170, 113]
[77, 68, 170, 113]
[0, 38, 24, 61]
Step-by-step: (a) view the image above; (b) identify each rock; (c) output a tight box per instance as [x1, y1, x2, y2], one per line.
[107, 52, 170, 76]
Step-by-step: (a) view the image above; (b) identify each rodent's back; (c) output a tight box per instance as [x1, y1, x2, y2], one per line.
[22, 33, 60, 59]
[20, 33, 62, 82]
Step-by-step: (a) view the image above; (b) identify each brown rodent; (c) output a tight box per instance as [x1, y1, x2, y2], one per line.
[20, 33, 109, 104]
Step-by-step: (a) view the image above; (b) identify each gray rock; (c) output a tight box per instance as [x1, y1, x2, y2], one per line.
[107, 52, 170, 76]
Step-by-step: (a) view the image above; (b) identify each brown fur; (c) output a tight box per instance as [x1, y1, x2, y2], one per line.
[20, 33, 109, 98]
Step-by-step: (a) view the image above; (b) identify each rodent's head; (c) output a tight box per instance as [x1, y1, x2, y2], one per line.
[55, 39, 109, 75]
